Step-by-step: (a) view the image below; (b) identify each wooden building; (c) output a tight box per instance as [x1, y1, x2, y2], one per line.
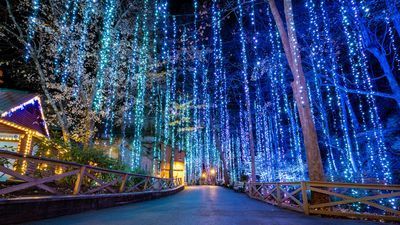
[0, 89, 49, 156]
[159, 143, 185, 182]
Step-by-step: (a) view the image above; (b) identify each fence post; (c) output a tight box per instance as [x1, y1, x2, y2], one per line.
[249, 182, 254, 197]
[119, 174, 128, 193]
[73, 166, 86, 195]
[301, 181, 309, 215]
[160, 179, 164, 190]
[143, 177, 149, 191]
[276, 183, 281, 206]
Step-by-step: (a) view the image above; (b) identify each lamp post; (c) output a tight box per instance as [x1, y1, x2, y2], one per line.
[201, 172, 206, 185]
[210, 168, 216, 185]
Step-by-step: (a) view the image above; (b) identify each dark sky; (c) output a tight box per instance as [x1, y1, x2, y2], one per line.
[169, 0, 194, 15]
[168, 0, 305, 15]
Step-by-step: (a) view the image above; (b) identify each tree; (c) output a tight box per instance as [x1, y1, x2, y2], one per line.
[268, 0, 325, 183]
[0, 0, 146, 147]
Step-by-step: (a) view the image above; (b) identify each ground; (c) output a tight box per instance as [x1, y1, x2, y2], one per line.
[26, 186, 384, 225]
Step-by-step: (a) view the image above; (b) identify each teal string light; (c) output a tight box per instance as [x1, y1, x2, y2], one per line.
[74, 0, 95, 96]
[103, 31, 120, 149]
[169, 15, 178, 175]
[25, 0, 40, 61]
[93, 0, 117, 111]
[121, 17, 140, 164]
[211, 0, 221, 175]
[60, 0, 80, 86]
[53, 0, 73, 77]
[192, 0, 201, 179]
[151, 0, 161, 175]
[161, 0, 171, 164]
[131, 0, 151, 169]
[201, 45, 211, 171]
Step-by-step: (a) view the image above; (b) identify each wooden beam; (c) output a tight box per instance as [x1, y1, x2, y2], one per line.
[73, 166, 86, 195]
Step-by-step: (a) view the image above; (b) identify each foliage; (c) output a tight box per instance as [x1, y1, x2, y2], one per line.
[35, 138, 128, 172]
[239, 173, 249, 183]
[0, 158, 11, 167]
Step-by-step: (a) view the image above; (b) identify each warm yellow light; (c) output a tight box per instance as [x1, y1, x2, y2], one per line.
[174, 162, 184, 170]
[55, 166, 63, 174]
[202, 173, 206, 178]
[210, 168, 216, 175]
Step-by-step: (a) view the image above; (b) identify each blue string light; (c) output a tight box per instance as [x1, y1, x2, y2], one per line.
[25, 0, 40, 61]
[237, 0, 256, 181]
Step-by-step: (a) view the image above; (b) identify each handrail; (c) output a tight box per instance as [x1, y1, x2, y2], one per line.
[249, 180, 400, 189]
[0, 150, 183, 198]
[0, 150, 161, 179]
[247, 181, 400, 222]
[307, 181, 400, 190]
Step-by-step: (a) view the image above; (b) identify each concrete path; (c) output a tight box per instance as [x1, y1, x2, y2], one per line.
[27, 186, 383, 225]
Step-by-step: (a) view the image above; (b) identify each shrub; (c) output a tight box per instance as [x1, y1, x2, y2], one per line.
[35, 138, 128, 172]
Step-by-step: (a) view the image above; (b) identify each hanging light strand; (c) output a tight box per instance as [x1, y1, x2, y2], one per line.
[25, 0, 40, 61]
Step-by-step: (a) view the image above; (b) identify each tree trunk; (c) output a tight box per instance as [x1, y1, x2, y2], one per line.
[4, 0, 71, 143]
[83, 109, 95, 149]
[169, 146, 174, 179]
[359, 18, 400, 109]
[220, 151, 230, 186]
[32, 55, 70, 143]
[343, 93, 360, 130]
[215, 130, 230, 185]
[58, 101, 70, 143]
[82, 78, 98, 149]
[268, 0, 325, 183]
[386, 0, 400, 37]
[247, 105, 256, 182]
[369, 47, 400, 109]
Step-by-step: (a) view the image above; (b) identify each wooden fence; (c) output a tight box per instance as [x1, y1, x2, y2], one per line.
[0, 150, 182, 198]
[248, 181, 400, 222]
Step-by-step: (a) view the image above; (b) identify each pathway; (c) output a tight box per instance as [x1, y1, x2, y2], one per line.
[27, 186, 383, 225]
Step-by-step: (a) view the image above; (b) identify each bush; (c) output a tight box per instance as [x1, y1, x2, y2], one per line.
[35, 138, 128, 172]
[240, 173, 249, 182]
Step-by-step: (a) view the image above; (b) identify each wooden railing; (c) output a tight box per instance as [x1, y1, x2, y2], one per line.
[0, 150, 182, 198]
[248, 181, 400, 222]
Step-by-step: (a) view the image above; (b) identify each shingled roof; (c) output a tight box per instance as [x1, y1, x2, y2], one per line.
[0, 89, 38, 114]
[0, 89, 49, 137]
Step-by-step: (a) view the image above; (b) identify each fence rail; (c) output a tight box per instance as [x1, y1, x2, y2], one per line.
[0, 150, 182, 198]
[248, 181, 400, 222]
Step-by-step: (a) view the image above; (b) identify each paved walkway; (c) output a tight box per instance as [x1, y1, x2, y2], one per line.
[27, 186, 383, 225]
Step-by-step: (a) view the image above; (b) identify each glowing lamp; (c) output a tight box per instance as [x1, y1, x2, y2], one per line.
[210, 168, 216, 175]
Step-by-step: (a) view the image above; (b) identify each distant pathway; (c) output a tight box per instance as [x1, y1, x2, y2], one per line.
[27, 186, 383, 225]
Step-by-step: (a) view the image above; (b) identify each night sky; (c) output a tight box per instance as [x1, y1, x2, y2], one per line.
[169, 0, 194, 15]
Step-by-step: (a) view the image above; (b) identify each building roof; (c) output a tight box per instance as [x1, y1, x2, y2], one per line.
[0, 89, 49, 137]
[0, 89, 38, 114]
